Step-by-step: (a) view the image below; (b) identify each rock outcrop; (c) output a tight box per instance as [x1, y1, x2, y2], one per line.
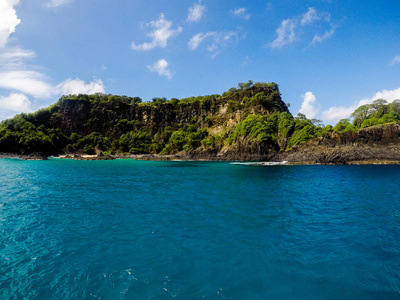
[4, 81, 400, 164]
[54, 86, 289, 138]
[278, 123, 400, 164]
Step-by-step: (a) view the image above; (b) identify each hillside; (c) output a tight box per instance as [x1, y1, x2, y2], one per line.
[2, 81, 400, 163]
[0, 82, 295, 159]
[278, 123, 400, 164]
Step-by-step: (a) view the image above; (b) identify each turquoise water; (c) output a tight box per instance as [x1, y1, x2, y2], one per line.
[0, 159, 400, 299]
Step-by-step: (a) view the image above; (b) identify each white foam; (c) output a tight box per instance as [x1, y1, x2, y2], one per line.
[231, 161, 288, 166]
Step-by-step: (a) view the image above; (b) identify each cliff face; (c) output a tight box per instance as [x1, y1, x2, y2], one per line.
[0, 84, 293, 157]
[6, 81, 400, 163]
[55, 86, 289, 138]
[280, 123, 400, 164]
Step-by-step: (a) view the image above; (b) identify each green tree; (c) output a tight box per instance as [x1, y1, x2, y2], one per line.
[333, 119, 351, 133]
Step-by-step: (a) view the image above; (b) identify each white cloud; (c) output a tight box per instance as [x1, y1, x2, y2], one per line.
[189, 31, 238, 57]
[312, 25, 336, 43]
[187, 1, 206, 23]
[46, 0, 73, 8]
[391, 55, 400, 66]
[321, 87, 400, 123]
[366, 87, 400, 103]
[299, 91, 319, 119]
[301, 7, 320, 25]
[0, 47, 104, 99]
[0, 0, 21, 48]
[131, 14, 182, 51]
[0, 92, 32, 113]
[56, 78, 105, 95]
[188, 32, 214, 50]
[0, 47, 35, 67]
[0, 2, 104, 119]
[0, 69, 106, 118]
[147, 59, 173, 80]
[269, 19, 297, 49]
[241, 55, 251, 67]
[270, 8, 335, 49]
[321, 105, 357, 123]
[0, 70, 53, 98]
[232, 8, 250, 20]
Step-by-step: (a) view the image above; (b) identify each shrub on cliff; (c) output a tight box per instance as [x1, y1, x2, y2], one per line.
[226, 114, 278, 148]
[119, 130, 152, 154]
[162, 126, 208, 154]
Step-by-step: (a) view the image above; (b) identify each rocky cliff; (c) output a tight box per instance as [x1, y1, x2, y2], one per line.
[3, 81, 400, 164]
[0, 83, 292, 157]
[279, 123, 400, 164]
[54, 85, 288, 137]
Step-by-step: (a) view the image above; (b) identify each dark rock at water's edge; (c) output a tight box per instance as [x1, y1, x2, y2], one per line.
[2, 81, 400, 164]
[0, 152, 22, 158]
[0, 83, 293, 159]
[0, 152, 48, 160]
[277, 123, 400, 164]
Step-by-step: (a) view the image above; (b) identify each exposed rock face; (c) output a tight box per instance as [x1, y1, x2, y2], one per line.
[58, 99, 92, 135]
[6, 82, 400, 163]
[55, 86, 289, 138]
[39, 98, 400, 163]
[278, 123, 400, 164]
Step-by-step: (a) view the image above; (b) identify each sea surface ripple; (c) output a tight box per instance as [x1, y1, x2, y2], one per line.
[0, 159, 399, 299]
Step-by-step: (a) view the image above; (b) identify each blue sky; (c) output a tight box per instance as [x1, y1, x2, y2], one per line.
[0, 0, 400, 124]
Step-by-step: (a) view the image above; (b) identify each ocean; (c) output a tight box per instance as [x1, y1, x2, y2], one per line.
[0, 159, 399, 299]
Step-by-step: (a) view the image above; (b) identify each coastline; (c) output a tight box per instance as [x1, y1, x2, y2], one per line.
[0, 152, 48, 160]
[2, 152, 400, 165]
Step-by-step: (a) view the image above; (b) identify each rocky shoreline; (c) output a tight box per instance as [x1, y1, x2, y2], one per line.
[3, 123, 400, 164]
[0, 152, 48, 160]
[1, 151, 400, 165]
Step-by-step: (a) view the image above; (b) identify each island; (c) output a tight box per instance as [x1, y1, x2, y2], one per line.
[1, 81, 400, 164]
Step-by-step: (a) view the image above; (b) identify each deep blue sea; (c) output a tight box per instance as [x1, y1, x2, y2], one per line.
[1, 159, 400, 299]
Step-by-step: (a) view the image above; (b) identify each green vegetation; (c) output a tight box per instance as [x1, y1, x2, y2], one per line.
[162, 125, 208, 154]
[1, 82, 399, 157]
[351, 99, 400, 128]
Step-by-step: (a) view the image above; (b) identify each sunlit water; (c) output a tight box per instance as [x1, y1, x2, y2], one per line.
[0, 159, 399, 299]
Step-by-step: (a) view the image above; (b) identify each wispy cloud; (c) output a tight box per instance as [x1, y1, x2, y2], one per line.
[321, 87, 400, 123]
[147, 59, 173, 80]
[312, 25, 337, 44]
[241, 56, 251, 67]
[269, 19, 297, 49]
[391, 55, 400, 66]
[188, 32, 214, 50]
[270, 7, 335, 49]
[131, 14, 182, 51]
[188, 31, 238, 58]
[232, 8, 250, 20]
[301, 7, 320, 25]
[298, 91, 319, 119]
[187, 1, 206, 23]
[0, 47, 35, 68]
[0, 70, 53, 99]
[45, 0, 73, 8]
[0, 0, 21, 48]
